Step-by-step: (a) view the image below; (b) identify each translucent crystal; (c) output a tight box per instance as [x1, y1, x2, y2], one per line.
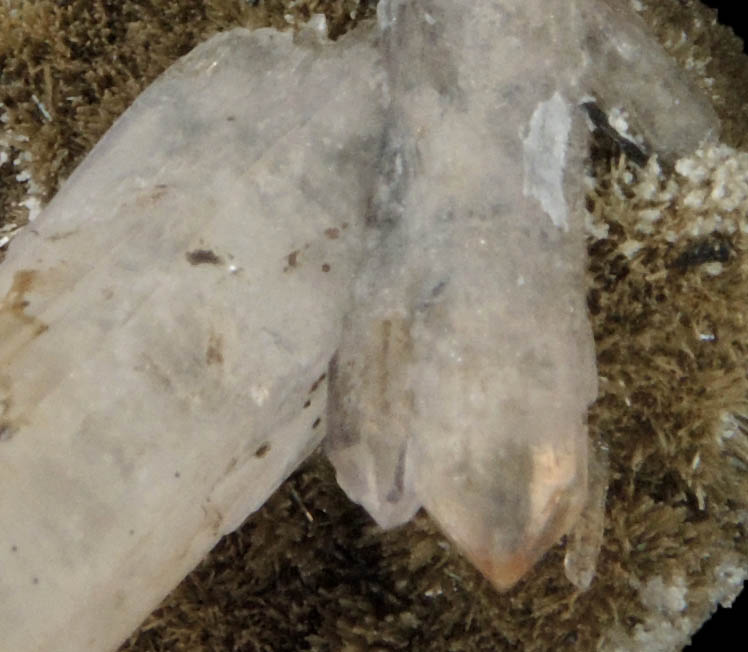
[0, 24, 385, 652]
[325, 0, 718, 590]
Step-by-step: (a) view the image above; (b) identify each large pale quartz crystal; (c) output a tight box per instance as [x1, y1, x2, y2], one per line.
[326, 0, 719, 590]
[0, 1, 720, 650]
[0, 24, 384, 652]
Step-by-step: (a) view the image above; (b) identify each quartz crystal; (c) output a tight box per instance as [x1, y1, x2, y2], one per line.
[0, 2, 720, 650]
[326, 0, 719, 590]
[0, 25, 385, 652]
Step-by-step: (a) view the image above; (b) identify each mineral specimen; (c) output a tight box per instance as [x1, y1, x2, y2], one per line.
[0, 1, 719, 650]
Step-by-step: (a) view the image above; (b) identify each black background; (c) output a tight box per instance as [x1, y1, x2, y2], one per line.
[701, 0, 747, 50]
[685, 585, 746, 650]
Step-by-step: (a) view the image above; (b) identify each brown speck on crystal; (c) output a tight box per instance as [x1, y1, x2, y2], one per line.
[185, 249, 222, 266]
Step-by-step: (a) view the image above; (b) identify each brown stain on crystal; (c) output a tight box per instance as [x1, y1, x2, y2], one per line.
[0, 375, 24, 443]
[324, 227, 340, 240]
[0, 380, 15, 441]
[0, 269, 49, 340]
[308, 372, 326, 395]
[254, 443, 270, 458]
[201, 503, 224, 538]
[284, 249, 300, 272]
[0, 419, 16, 442]
[205, 332, 224, 366]
[186, 249, 222, 266]
[376, 320, 415, 415]
[132, 184, 169, 210]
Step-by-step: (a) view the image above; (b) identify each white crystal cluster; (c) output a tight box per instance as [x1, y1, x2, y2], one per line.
[588, 143, 747, 277]
[0, 106, 43, 227]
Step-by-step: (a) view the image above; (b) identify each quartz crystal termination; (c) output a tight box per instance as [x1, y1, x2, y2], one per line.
[326, 0, 719, 590]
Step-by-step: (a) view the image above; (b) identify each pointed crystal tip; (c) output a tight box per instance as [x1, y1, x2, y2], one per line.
[420, 437, 589, 592]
